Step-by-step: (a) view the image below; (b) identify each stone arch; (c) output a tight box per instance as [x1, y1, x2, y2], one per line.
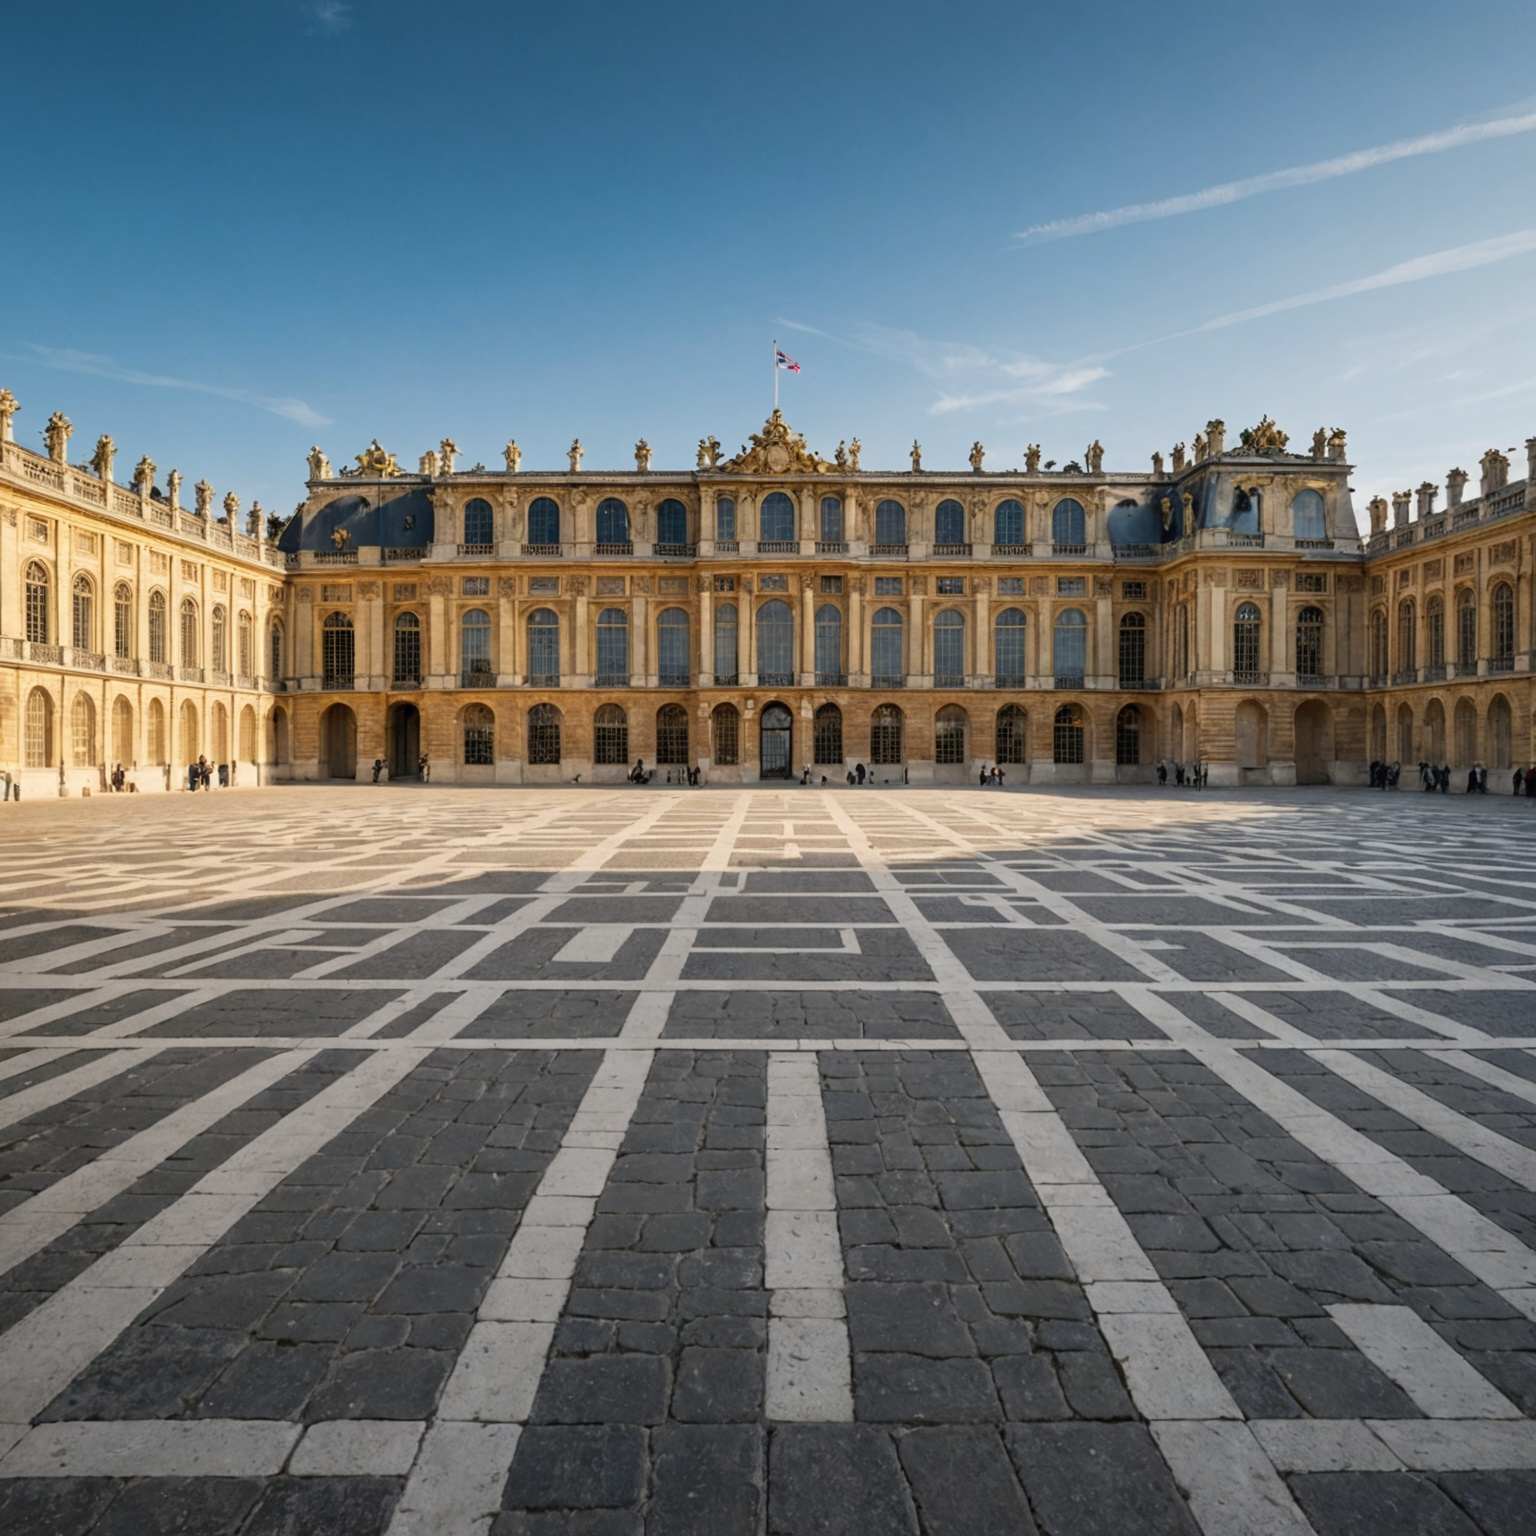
[320, 702, 357, 779]
[1294, 699, 1332, 785]
[112, 695, 134, 766]
[1396, 702, 1415, 764]
[267, 705, 290, 766]
[1453, 697, 1477, 767]
[239, 705, 257, 762]
[179, 699, 199, 765]
[1487, 694, 1513, 770]
[1370, 702, 1387, 762]
[1234, 700, 1269, 772]
[1423, 698, 1446, 764]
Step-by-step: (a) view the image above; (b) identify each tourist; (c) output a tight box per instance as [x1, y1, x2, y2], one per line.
[1157, 761, 1167, 785]
[187, 761, 199, 792]
[0, 769, 12, 802]
[979, 766, 989, 787]
[1437, 764, 1450, 793]
[846, 770, 855, 786]
[1526, 765, 1536, 798]
[111, 763, 126, 793]
[419, 752, 431, 783]
[371, 757, 384, 784]
[856, 763, 866, 785]
[1515, 767, 1526, 796]
[1174, 761, 1185, 786]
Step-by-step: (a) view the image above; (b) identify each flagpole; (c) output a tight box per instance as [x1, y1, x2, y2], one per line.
[772, 338, 779, 413]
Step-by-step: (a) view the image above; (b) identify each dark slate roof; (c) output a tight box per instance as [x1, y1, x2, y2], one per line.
[1107, 492, 1183, 545]
[375, 488, 434, 548]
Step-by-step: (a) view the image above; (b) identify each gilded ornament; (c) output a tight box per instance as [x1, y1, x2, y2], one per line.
[721, 410, 835, 474]
[1238, 416, 1289, 455]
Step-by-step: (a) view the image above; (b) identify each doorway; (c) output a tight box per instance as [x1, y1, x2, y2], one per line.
[320, 703, 357, 779]
[759, 702, 792, 779]
[388, 702, 421, 779]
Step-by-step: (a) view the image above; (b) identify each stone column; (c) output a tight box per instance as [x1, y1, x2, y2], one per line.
[848, 580, 864, 683]
[1269, 580, 1289, 681]
[1094, 586, 1113, 686]
[427, 583, 447, 681]
[497, 580, 516, 683]
[699, 584, 714, 685]
[908, 591, 925, 686]
[973, 585, 990, 685]
[745, 596, 757, 684]
[0, 504, 19, 643]
[574, 592, 589, 682]
[632, 594, 648, 686]
[800, 585, 815, 685]
[1037, 603, 1052, 682]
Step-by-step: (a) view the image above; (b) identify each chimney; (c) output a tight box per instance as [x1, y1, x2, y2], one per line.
[1480, 449, 1509, 498]
[1205, 418, 1226, 456]
[1368, 496, 1388, 535]
[1391, 490, 1411, 528]
[1446, 467, 1468, 508]
[1415, 482, 1438, 520]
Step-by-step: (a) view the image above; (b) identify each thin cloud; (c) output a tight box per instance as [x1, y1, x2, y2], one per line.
[24, 345, 330, 428]
[1015, 107, 1536, 243]
[309, 2, 353, 34]
[929, 368, 1109, 416]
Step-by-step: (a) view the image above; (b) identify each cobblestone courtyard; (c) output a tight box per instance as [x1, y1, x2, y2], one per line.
[1, 784, 1536, 1535]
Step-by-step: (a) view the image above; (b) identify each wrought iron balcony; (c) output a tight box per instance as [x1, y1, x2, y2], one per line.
[393, 673, 422, 689]
[1295, 538, 1336, 550]
[871, 674, 907, 689]
[992, 674, 1027, 689]
[459, 666, 494, 688]
[994, 543, 1033, 557]
[382, 548, 419, 563]
[1297, 673, 1330, 689]
[659, 672, 691, 687]
[323, 673, 355, 690]
[934, 673, 965, 688]
[1113, 544, 1160, 561]
[1392, 669, 1418, 685]
[595, 672, 631, 687]
[816, 672, 847, 686]
[1233, 669, 1269, 686]
[1489, 656, 1515, 673]
[1423, 665, 1446, 682]
[757, 671, 794, 686]
[713, 672, 740, 686]
[1053, 672, 1084, 688]
[526, 672, 560, 687]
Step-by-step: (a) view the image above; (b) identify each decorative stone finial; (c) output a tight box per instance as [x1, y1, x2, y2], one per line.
[1151, 450, 1164, 478]
[697, 435, 721, 469]
[89, 434, 115, 481]
[1446, 468, 1468, 508]
[222, 491, 240, 523]
[1527, 437, 1536, 485]
[306, 445, 332, 480]
[43, 411, 73, 463]
[167, 469, 182, 511]
[1205, 419, 1226, 456]
[0, 387, 18, 443]
[133, 455, 155, 495]
[194, 479, 213, 517]
[847, 438, 861, 471]
[1326, 428, 1347, 462]
[968, 441, 985, 473]
[568, 439, 583, 472]
[1391, 490, 1411, 528]
[504, 440, 521, 473]
[1311, 428, 1327, 461]
[1415, 482, 1438, 521]
[418, 449, 438, 476]
[634, 439, 652, 472]
[1480, 448, 1510, 497]
[438, 438, 457, 476]
[247, 502, 263, 538]
[1171, 442, 1186, 474]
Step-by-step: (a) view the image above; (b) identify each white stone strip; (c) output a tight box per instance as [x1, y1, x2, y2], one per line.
[765, 1051, 851, 1421]
[1152, 1421, 1318, 1536]
[1367, 1419, 1536, 1470]
[15, 925, 172, 975]
[1428, 1048, 1536, 1106]
[167, 929, 314, 979]
[971, 1050, 1239, 1421]
[0, 1049, 317, 1280]
[1251, 1419, 1406, 1473]
[1121, 987, 1269, 1044]
[0, 986, 141, 1039]
[0, 1047, 163, 1134]
[290, 1420, 427, 1476]
[389, 1049, 654, 1536]
[0, 1047, 418, 1428]
[49, 985, 231, 1042]
[1372, 941, 1536, 986]
[1328, 1303, 1521, 1418]
[0, 1419, 300, 1478]
[620, 990, 673, 1042]
[552, 925, 630, 963]
[0, 1047, 74, 1084]
[1347, 987, 1488, 1043]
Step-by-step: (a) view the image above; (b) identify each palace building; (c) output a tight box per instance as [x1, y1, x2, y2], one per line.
[1, 390, 1532, 795]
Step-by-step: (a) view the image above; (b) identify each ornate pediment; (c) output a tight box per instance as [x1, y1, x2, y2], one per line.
[721, 410, 834, 474]
[1238, 416, 1289, 455]
[341, 439, 403, 478]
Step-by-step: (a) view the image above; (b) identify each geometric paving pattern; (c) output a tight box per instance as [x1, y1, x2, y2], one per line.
[1, 784, 1536, 1535]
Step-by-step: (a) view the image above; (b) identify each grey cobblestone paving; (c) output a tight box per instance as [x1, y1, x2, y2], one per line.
[0, 784, 1534, 1534]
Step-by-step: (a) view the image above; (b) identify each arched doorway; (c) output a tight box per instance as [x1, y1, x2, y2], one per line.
[1235, 700, 1269, 775]
[1423, 700, 1446, 764]
[1294, 700, 1332, 785]
[267, 706, 289, 768]
[320, 702, 357, 780]
[388, 702, 421, 779]
[759, 702, 792, 779]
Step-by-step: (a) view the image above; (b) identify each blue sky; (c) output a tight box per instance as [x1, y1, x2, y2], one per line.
[6, 1, 1536, 524]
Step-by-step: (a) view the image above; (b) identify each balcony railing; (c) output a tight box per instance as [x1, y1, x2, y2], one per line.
[1228, 532, 1266, 548]
[992, 674, 1027, 689]
[1052, 543, 1087, 557]
[179, 665, 205, 683]
[1053, 672, 1084, 688]
[994, 543, 1033, 558]
[27, 642, 63, 664]
[758, 540, 798, 554]
[383, 548, 419, 563]
[713, 672, 740, 686]
[526, 672, 560, 687]
[757, 671, 794, 686]
[1233, 669, 1269, 686]
[816, 672, 847, 687]
[1117, 674, 1149, 689]
[1114, 544, 1160, 561]
[460, 667, 495, 688]
[655, 542, 696, 558]
[458, 543, 494, 558]
[595, 672, 630, 687]
[1392, 669, 1418, 685]
[1297, 673, 1330, 689]
[816, 540, 847, 555]
[75, 650, 105, 671]
[595, 542, 633, 557]
[111, 655, 137, 674]
[871, 543, 908, 557]
[1295, 538, 1335, 550]
[393, 673, 422, 689]
[933, 543, 971, 557]
[660, 672, 690, 687]
[714, 540, 739, 554]
[146, 660, 173, 679]
[323, 673, 355, 690]
[934, 673, 964, 688]
[1423, 664, 1446, 682]
[314, 551, 358, 564]
[522, 543, 562, 558]
[1490, 656, 1516, 673]
[871, 674, 906, 689]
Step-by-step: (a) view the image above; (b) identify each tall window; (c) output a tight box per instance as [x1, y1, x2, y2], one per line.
[760, 492, 796, 543]
[870, 703, 903, 764]
[933, 611, 965, 686]
[871, 607, 904, 684]
[1115, 704, 1141, 766]
[1456, 593, 1477, 668]
[656, 704, 688, 764]
[180, 598, 199, 667]
[24, 689, 52, 768]
[71, 575, 94, 651]
[935, 500, 965, 547]
[113, 697, 134, 764]
[1291, 489, 1327, 541]
[70, 695, 95, 765]
[996, 705, 1028, 764]
[268, 616, 283, 680]
[211, 606, 228, 673]
[113, 583, 133, 659]
[935, 705, 966, 764]
[596, 498, 630, 548]
[527, 704, 561, 764]
[815, 604, 843, 682]
[994, 608, 1027, 684]
[1492, 583, 1515, 667]
[1295, 605, 1325, 678]
[1426, 597, 1444, 671]
[714, 496, 736, 542]
[323, 611, 355, 688]
[994, 499, 1026, 548]
[657, 500, 688, 548]
[874, 500, 906, 548]
[394, 612, 422, 685]
[1051, 498, 1086, 550]
[527, 608, 559, 684]
[238, 611, 253, 676]
[756, 599, 792, 684]
[1053, 704, 1085, 764]
[814, 703, 843, 764]
[527, 497, 560, 547]
[462, 704, 494, 764]
[594, 704, 628, 764]
[596, 607, 630, 684]
[657, 607, 689, 685]
[1117, 612, 1146, 686]
[1233, 602, 1263, 683]
[1369, 609, 1387, 681]
[462, 498, 493, 547]
[1053, 608, 1087, 684]
[819, 497, 843, 544]
[180, 701, 199, 764]
[147, 698, 166, 764]
[712, 703, 740, 765]
[147, 592, 167, 663]
[24, 561, 49, 644]
[1396, 599, 1416, 675]
[713, 601, 738, 683]
[460, 608, 492, 683]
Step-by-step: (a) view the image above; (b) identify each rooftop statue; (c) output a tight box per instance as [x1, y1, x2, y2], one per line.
[568, 439, 584, 472]
[0, 387, 18, 443]
[1152, 451, 1165, 478]
[1238, 416, 1289, 455]
[44, 410, 73, 463]
[635, 439, 652, 472]
[133, 455, 155, 493]
[504, 440, 522, 473]
[90, 433, 116, 480]
[1171, 442, 1186, 473]
[722, 409, 835, 474]
[419, 449, 439, 476]
[1193, 432, 1207, 463]
[1025, 443, 1041, 473]
[332, 526, 351, 551]
[1085, 439, 1104, 473]
[438, 438, 457, 475]
[969, 441, 985, 472]
[848, 437, 861, 471]
[697, 435, 721, 469]
[834, 439, 849, 470]
[350, 440, 400, 477]
[222, 491, 240, 523]
[1181, 489, 1195, 530]
[307, 445, 332, 480]
[1311, 428, 1328, 461]
[910, 440, 922, 472]
[194, 479, 213, 516]
[167, 468, 182, 510]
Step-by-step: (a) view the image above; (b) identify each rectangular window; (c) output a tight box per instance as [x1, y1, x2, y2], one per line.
[392, 582, 418, 600]
[1295, 573, 1327, 593]
[529, 577, 559, 593]
[462, 576, 490, 596]
[998, 577, 1026, 596]
[181, 560, 198, 581]
[73, 529, 100, 555]
[1121, 581, 1147, 600]
[819, 575, 843, 594]
[596, 576, 625, 595]
[27, 517, 49, 543]
[321, 584, 353, 602]
[936, 577, 964, 595]
[875, 577, 902, 596]
[713, 576, 736, 592]
[758, 574, 788, 592]
[1056, 577, 1086, 596]
[150, 551, 169, 574]
[116, 540, 134, 564]
[212, 569, 228, 591]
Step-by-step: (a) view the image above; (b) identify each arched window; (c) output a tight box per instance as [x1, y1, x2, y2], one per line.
[994, 608, 1027, 685]
[24, 689, 52, 768]
[814, 604, 843, 683]
[593, 704, 628, 765]
[994, 498, 1026, 549]
[1053, 608, 1087, 685]
[1489, 695, 1513, 768]
[179, 598, 199, 667]
[819, 496, 843, 545]
[1426, 596, 1444, 671]
[1053, 704, 1085, 764]
[24, 561, 50, 644]
[267, 616, 283, 680]
[1115, 704, 1141, 766]
[1398, 702, 1416, 763]
[1296, 605, 1325, 679]
[1051, 498, 1086, 550]
[874, 499, 906, 549]
[759, 492, 796, 544]
[1291, 489, 1327, 542]
[71, 575, 94, 652]
[462, 704, 494, 764]
[935, 705, 967, 764]
[527, 608, 559, 684]
[933, 610, 966, 687]
[1369, 609, 1387, 681]
[596, 607, 630, 685]
[1230, 485, 1261, 535]
[656, 704, 689, 764]
[238, 611, 253, 676]
[869, 606, 904, 685]
[113, 583, 133, 660]
[814, 703, 843, 764]
[996, 704, 1028, 764]
[113, 696, 134, 764]
[211, 605, 228, 674]
[1492, 582, 1515, 668]
[70, 695, 95, 766]
[1456, 592, 1477, 669]
[462, 498, 494, 548]
[1453, 699, 1476, 765]
[714, 496, 736, 543]
[322, 611, 354, 688]
[460, 608, 492, 684]
[712, 703, 740, 765]
[180, 699, 199, 763]
[1176, 605, 1190, 678]
[527, 703, 561, 764]
[394, 611, 422, 686]
[147, 698, 166, 765]
[1396, 599, 1416, 676]
[657, 607, 690, 685]
[713, 602, 738, 684]
[527, 497, 560, 547]
[756, 599, 793, 684]
[1117, 612, 1146, 687]
[871, 703, 904, 764]
[596, 498, 630, 548]
[1233, 602, 1263, 683]
[934, 499, 966, 547]
[656, 499, 688, 549]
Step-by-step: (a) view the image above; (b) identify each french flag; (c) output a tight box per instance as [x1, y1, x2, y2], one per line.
[775, 348, 801, 373]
